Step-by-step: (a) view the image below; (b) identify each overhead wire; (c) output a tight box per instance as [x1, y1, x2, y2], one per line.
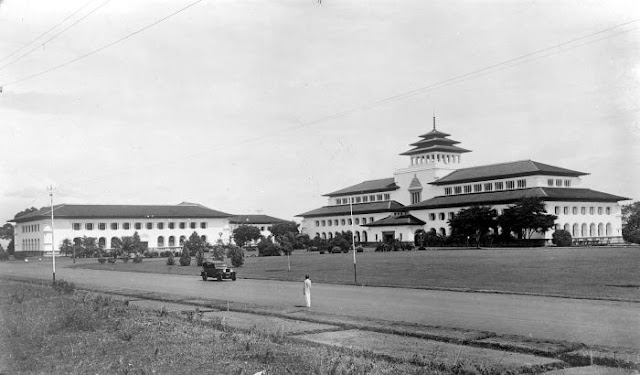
[0, 0, 114, 72]
[0, 0, 207, 87]
[231, 21, 640, 145]
[0, 0, 98, 64]
[0, 10, 636, 192]
[55, 19, 640, 192]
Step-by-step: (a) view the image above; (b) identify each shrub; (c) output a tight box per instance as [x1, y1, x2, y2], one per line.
[330, 246, 342, 254]
[356, 246, 364, 253]
[228, 246, 244, 267]
[166, 253, 175, 265]
[257, 238, 280, 257]
[13, 252, 26, 260]
[98, 257, 106, 264]
[121, 255, 130, 263]
[623, 228, 640, 244]
[133, 256, 143, 263]
[151, 252, 159, 258]
[179, 257, 191, 266]
[107, 257, 116, 264]
[179, 245, 191, 266]
[0, 249, 9, 261]
[552, 230, 572, 247]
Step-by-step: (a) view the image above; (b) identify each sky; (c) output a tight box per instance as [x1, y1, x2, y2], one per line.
[0, 0, 639, 224]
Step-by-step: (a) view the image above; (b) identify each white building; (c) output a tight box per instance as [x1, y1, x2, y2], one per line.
[12, 202, 235, 255]
[227, 214, 290, 241]
[297, 120, 630, 245]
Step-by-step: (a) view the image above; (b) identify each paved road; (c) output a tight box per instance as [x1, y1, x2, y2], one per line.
[1, 260, 638, 349]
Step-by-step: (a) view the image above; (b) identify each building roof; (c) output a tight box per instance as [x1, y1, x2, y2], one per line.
[323, 178, 399, 197]
[430, 160, 588, 185]
[228, 215, 289, 225]
[400, 144, 471, 156]
[407, 187, 630, 210]
[11, 203, 232, 223]
[400, 126, 470, 156]
[296, 200, 406, 218]
[363, 214, 426, 227]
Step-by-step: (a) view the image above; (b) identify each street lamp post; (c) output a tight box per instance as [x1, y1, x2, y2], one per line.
[350, 197, 357, 284]
[48, 186, 56, 282]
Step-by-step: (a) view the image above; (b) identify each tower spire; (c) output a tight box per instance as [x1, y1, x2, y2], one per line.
[432, 110, 436, 131]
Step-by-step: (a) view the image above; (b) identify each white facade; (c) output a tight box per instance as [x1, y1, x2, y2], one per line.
[14, 216, 232, 255]
[298, 124, 629, 245]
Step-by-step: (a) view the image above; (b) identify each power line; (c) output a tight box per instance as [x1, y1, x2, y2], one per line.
[0, 0, 113, 73]
[0, 0, 206, 87]
[23, 18, 640, 191]
[0, 0, 98, 64]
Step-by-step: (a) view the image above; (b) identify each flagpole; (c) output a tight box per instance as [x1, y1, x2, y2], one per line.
[350, 197, 357, 284]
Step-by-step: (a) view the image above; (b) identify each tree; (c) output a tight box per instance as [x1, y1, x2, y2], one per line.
[7, 239, 14, 255]
[269, 221, 299, 238]
[232, 225, 262, 247]
[81, 236, 99, 257]
[115, 232, 142, 257]
[184, 232, 207, 256]
[59, 238, 74, 257]
[0, 223, 14, 241]
[448, 206, 498, 247]
[14, 207, 38, 219]
[497, 198, 557, 240]
[622, 201, 640, 244]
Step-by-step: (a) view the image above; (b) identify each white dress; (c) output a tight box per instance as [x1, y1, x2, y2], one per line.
[303, 279, 312, 307]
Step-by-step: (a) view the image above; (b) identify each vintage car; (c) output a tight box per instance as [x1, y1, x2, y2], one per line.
[201, 261, 236, 281]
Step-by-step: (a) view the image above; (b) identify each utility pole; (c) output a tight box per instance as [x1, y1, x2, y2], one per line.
[350, 197, 357, 284]
[48, 185, 56, 282]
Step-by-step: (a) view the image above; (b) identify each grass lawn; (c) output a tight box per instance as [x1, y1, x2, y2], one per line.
[74, 246, 640, 300]
[0, 281, 506, 375]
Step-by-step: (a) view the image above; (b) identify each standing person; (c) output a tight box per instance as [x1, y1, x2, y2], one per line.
[303, 275, 312, 308]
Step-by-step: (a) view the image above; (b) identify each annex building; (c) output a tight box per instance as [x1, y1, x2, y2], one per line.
[12, 202, 286, 255]
[297, 120, 630, 245]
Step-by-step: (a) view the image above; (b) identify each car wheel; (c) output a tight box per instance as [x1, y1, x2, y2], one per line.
[231, 274, 236, 281]
[217, 275, 222, 281]
[202, 274, 207, 281]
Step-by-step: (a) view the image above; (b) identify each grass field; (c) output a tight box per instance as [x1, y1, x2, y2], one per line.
[0, 281, 511, 375]
[75, 246, 640, 301]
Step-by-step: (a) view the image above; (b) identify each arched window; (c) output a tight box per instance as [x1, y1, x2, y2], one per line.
[606, 223, 612, 236]
[362, 231, 368, 243]
[98, 237, 106, 249]
[157, 236, 165, 247]
[168, 236, 175, 247]
[179, 236, 186, 246]
[589, 223, 596, 237]
[572, 223, 579, 237]
[322, 232, 326, 239]
[563, 223, 570, 232]
[328, 232, 333, 239]
[111, 237, 119, 248]
[439, 228, 446, 236]
[355, 231, 361, 242]
[74, 238, 82, 246]
[597, 223, 604, 236]
[581, 223, 587, 237]
[201, 235, 207, 243]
